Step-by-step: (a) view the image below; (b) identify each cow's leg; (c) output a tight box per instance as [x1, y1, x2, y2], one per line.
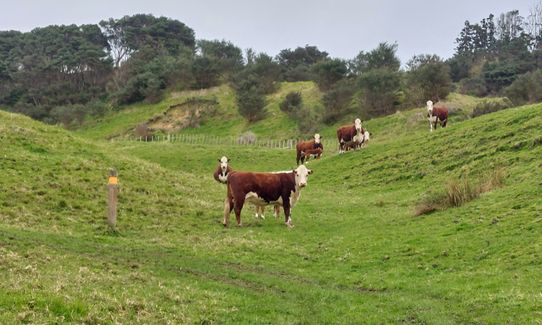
[296, 150, 301, 165]
[233, 196, 245, 226]
[273, 205, 280, 218]
[256, 205, 265, 219]
[442, 118, 447, 128]
[282, 197, 293, 228]
[429, 119, 433, 132]
[223, 196, 233, 227]
[254, 205, 260, 219]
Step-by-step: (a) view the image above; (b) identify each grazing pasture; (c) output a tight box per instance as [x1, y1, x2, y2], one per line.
[0, 103, 541, 323]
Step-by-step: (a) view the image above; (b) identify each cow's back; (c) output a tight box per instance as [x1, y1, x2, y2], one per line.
[228, 171, 295, 201]
[337, 125, 355, 142]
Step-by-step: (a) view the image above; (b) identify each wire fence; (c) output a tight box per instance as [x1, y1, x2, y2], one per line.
[118, 134, 337, 150]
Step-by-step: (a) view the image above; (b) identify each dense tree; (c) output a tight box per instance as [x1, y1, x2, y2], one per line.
[0, 24, 112, 122]
[233, 73, 267, 122]
[406, 54, 451, 104]
[321, 78, 357, 124]
[351, 42, 401, 75]
[355, 43, 403, 117]
[242, 52, 281, 94]
[99, 14, 195, 65]
[312, 58, 348, 91]
[197, 39, 243, 81]
[276, 45, 328, 81]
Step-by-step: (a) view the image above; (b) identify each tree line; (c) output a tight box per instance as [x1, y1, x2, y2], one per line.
[0, 7, 541, 131]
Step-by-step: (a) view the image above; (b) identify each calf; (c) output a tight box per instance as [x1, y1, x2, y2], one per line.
[224, 165, 313, 228]
[301, 147, 323, 162]
[296, 133, 323, 165]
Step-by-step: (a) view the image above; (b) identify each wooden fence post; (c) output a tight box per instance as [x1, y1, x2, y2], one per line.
[107, 169, 119, 231]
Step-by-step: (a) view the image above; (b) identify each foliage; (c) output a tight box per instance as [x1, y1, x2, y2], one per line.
[242, 52, 281, 94]
[232, 74, 267, 122]
[457, 76, 488, 97]
[279, 91, 303, 114]
[351, 42, 401, 75]
[99, 14, 195, 66]
[0, 25, 112, 123]
[276, 45, 328, 81]
[191, 56, 220, 89]
[405, 54, 451, 105]
[321, 78, 357, 124]
[358, 69, 402, 118]
[504, 68, 542, 104]
[471, 97, 513, 117]
[312, 58, 348, 91]
[197, 39, 243, 82]
[482, 60, 520, 94]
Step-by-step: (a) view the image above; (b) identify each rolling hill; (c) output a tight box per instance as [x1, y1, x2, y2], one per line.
[0, 94, 541, 323]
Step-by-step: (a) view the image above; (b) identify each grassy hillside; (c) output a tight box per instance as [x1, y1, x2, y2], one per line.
[1, 102, 541, 323]
[78, 82, 324, 141]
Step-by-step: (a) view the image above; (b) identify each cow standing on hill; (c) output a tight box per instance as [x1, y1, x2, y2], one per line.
[214, 157, 283, 220]
[296, 133, 323, 165]
[337, 118, 363, 153]
[224, 165, 313, 228]
[427, 100, 448, 132]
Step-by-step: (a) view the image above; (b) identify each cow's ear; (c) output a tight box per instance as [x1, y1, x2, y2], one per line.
[308, 169, 313, 175]
[217, 158, 221, 162]
[227, 158, 231, 162]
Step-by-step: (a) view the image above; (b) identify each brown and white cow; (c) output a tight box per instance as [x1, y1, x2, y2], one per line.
[213, 156, 232, 184]
[214, 158, 287, 220]
[224, 164, 313, 228]
[337, 118, 363, 153]
[427, 100, 448, 132]
[301, 147, 323, 162]
[296, 133, 323, 165]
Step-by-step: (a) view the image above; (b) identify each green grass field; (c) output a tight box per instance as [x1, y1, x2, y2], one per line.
[1, 92, 541, 323]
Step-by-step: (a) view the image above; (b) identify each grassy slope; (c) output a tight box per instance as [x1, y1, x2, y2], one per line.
[1, 102, 541, 323]
[78, 82, 323, 141]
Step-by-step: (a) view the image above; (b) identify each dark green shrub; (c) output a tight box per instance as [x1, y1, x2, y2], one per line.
[472, 98, 513, 117]
[279, 92, 303, 114]
[504, 69, 542, 105]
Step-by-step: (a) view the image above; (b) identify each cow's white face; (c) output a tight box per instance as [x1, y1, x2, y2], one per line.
[219, 156, 230, 173]
[426, 100, 434, 115]
[355, 118, 362, 134]
[314, 133, 321, 144]
[294, 164, 312, 188]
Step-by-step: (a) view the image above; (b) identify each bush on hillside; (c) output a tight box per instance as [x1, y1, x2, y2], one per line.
[280, 92, 303, 114]
[357, 68, 403, 118]
[504, 69, 542, 105]
[471, 98, 513, 117]
[405, 54, 451, 106]
[458, 76, 488, 97]
[321, 79, 357, 124]
[235, 83, 267, 122]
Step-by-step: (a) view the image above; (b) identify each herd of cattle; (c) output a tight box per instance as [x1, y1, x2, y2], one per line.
[213, 101, 448, 228]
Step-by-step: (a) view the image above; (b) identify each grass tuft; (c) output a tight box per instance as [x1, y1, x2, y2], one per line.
[415, 167, 506, 216]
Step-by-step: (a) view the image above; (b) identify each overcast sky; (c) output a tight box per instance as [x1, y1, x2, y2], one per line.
[0, 0, 536, 64]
